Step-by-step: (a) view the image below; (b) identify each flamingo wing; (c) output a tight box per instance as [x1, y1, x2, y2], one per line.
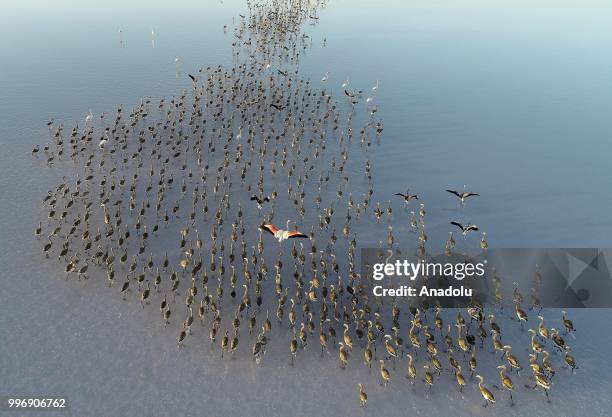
[446, 189, 461, 198]
[287, 231, 308, 239]
[261, 224, 280, 235]
[450, 221, 464, 231]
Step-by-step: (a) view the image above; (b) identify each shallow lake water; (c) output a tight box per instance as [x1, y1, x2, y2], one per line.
[1, 1, 612, 416]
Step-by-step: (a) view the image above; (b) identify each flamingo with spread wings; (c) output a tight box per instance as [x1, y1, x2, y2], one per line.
[260, 221, 308, 242]
[450, 221, 479, 236]
[446, 186, 480, 204]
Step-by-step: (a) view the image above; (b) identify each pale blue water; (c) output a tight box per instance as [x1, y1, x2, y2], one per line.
[2, 0, 611, 249]
[1, 2, 612, 416]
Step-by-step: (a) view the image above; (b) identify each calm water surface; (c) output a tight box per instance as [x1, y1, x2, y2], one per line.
[1, 2, 612, 416]
[2, 0, 611, 249]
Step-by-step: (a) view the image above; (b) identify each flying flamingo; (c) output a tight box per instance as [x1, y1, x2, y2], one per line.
[261, 221, 308, 242]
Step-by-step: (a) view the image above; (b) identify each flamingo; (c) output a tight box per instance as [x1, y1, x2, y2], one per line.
[446, 186, 480, 204]
[261, 221, 308, 242]
[450, 221, 479, 236]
